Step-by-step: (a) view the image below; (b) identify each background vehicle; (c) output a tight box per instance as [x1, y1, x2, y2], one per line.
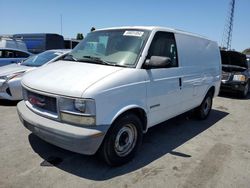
[13, 33, 64, 54]
[0, 36, 27, 51]
[64, 39, 80, 49]
[0, 48, 32, 67]
[247, 55, 250, 68]
[0, 49, 70, 100]
[220, 50, 249, 98]
[17, 26, 221, 166]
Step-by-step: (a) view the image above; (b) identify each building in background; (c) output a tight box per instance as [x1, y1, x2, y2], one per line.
[64, 39, 80, 49]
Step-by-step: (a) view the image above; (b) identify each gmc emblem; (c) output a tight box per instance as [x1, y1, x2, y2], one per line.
[28, 95, 45, 107]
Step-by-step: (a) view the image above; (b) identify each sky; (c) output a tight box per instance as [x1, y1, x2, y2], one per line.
[0, 0, 249, 51]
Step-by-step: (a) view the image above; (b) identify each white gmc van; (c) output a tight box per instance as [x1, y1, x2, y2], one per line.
[17, 26, 221, 166]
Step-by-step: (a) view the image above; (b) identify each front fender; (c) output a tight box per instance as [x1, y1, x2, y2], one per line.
[110, 104, 148, 125]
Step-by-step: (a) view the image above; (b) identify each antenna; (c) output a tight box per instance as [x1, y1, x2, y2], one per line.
[60, 14, 63, 35]
[221, 0, 235, 50]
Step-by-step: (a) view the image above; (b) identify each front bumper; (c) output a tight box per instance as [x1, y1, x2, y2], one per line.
[220, 80, 247, 93]
[17, 101, 108, 155]
[0, 78, 22, 101]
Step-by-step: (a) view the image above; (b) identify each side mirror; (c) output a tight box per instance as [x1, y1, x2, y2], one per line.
[143, 56, 172, 69]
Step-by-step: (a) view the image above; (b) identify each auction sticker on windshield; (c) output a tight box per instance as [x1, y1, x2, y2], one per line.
[123, 31, 144, 37]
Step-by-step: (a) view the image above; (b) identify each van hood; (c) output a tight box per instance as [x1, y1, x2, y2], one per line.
[22, 60, 123, 97]
[0, 63, 32, 76]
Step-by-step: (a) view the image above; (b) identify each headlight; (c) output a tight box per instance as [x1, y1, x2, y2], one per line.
[74, 99, 86, 112]
[233, 75, 246, 81]
[0, 75, 9, 81]
[59, 97, 96, 126]
[0, 76, 5, 80]
[0, 72, 25, 81]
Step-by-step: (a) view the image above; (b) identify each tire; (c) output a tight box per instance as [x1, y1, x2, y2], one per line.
[195, 91, 213, 120]
[100, 113, 143, 166]
[239, 82, 249, 98]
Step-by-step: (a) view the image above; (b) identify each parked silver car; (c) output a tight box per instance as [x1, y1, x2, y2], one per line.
[0, 49, 70, 100]
[0, 48, 32, 67]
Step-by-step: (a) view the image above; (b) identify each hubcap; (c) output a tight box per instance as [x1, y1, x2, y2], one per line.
[203, 96, 212, 115]
[114, 124, 137, 157]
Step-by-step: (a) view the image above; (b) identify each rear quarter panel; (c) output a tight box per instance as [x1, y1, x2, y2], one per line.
[175, 33, 221, 110]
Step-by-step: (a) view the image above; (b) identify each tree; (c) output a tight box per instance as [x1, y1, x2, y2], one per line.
[242, 48, 250, 55]
[76, 33, 84, 40]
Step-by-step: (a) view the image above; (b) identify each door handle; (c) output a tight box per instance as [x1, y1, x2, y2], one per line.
[179, 78, 182, 89]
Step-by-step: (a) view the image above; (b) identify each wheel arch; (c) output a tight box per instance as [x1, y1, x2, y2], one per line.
[199, 85, 216, 107]
[110, 105, 148, 133]
[207, 85, 215, 97]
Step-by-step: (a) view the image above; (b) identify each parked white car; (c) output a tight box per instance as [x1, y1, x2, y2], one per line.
[17, 26, 221, 166]
[0, 49, 70, 100]
[0, 48, 32, 67]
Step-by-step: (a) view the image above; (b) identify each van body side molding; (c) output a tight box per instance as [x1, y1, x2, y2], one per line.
[150, 104, 160, 109]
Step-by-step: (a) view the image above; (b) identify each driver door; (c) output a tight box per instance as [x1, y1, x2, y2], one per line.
[145, 32, 183, 127]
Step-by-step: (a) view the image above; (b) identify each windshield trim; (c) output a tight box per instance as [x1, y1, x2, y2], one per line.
[130, 29, 151, 68]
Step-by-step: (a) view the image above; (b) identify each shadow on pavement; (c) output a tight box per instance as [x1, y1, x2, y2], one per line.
[0, 99, 19, 106]
[28, 109, 229, 180]
[219, 91, 250, 100]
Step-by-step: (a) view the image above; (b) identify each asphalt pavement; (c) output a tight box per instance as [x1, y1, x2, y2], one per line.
[0, 93, 250, 188]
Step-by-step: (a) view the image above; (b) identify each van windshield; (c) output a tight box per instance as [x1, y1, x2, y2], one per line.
[66, 29, 150, 67]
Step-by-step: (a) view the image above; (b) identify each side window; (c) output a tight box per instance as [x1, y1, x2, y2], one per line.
[15, 51, 30, 58]
[4, 50, 14, 58]
[147, 32, 178, 67]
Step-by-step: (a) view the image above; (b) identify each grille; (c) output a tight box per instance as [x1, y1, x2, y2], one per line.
[26, 89, 57, 114]
[221, 72, 231, 81]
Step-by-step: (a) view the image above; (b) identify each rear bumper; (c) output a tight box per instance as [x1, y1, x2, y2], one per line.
[17, 101, 108, 155]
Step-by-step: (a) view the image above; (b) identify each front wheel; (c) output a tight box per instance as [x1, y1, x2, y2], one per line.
[195, 92, 213, 120]
[100, 113, 143, 166]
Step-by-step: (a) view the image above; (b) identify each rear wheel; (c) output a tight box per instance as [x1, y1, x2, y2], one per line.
[100, 113, 143, 166]
[195, 91, 213, 120]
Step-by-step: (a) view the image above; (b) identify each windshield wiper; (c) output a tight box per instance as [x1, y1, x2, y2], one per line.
[64, 54, 78, 62]
[80, 56, 127, 67]
[81, 56, 113, 65]
[64, 55, 126, 67]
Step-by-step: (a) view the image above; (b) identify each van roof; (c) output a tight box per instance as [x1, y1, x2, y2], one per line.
[96, 26, 211, 41]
